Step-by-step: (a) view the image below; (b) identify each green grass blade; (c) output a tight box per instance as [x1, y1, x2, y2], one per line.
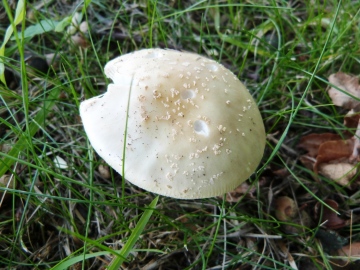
[108, 196, 159, 269]
[0, 87, 61, 176]
[52, 251, 111, 270]
[0, 0, 25, 84]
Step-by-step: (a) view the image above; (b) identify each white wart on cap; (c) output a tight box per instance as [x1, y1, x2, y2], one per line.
[80, 48, 266, 199]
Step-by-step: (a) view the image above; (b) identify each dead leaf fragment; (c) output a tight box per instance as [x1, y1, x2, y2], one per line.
[298, 133, 358, 186]
[315, 199, 348, 229]
[315, 139, 354, 173]
[328, 72, 360, 109]
[318, 163, 356, 186]
[337, 242, 360, 261]
[298, 133, 342, 157]
[344, 110, 360, 136]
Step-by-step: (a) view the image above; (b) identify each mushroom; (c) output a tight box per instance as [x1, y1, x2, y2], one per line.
[80, 48, 266, 199]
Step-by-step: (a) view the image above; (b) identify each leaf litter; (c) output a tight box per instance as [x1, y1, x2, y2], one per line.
[289, 72, 360, 265]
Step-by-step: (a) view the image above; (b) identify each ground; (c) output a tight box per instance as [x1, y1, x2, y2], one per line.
[1, 0, 360, 269]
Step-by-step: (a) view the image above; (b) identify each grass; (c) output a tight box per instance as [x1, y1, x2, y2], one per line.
[1, 0, 360, 269]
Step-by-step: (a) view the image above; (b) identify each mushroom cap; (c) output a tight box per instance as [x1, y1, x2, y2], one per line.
[80, 48, 266, 199]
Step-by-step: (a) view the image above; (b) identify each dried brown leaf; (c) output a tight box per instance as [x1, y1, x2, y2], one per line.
[298, 133, 342, 157]
[337, 242, 360, 261]
[328, 72, 360, 109]
[344, 110, 360, 134]
[299, 156, 316, 171]
[314, 139, 354, 172]
[318, 162, 356, 186]
[315, 199, 348, 229]
[349, 114, 360, 161]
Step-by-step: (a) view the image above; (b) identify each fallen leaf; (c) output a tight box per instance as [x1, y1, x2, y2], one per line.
[314, 139, 354, 173]
[299, 134, 358, 186]
[344, 110, 360, 136]
[315, 199, 348, 229]
[299, 156, 316, 171]
[318, 163, 357, 186]
[298, 133, 342, 157]
[328, 72, 360, 109]
[351, 122, 360, 162]
[337, 242, 360, 261]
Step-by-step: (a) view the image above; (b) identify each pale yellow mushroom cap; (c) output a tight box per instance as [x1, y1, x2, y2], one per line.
[80, 48, 266, 199]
